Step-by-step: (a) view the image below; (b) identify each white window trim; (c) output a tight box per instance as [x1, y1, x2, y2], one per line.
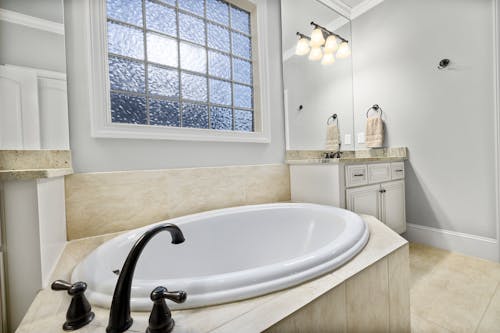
[88, 0, 270, 143]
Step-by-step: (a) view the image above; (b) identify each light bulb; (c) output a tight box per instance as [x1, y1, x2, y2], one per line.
[324, 35, 339, 54]
[310, 28, 325, 47]
[308, 47, 323, 61]
[336, 42, 351, 59]
[295, 38, 310, 56]
[321, 52, 335, 65]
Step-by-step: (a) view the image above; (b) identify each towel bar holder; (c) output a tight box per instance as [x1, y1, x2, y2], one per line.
[327, 114, 338, 125]
[366, 104, 383, 118]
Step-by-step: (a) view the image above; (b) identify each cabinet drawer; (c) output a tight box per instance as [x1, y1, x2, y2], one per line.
[346, 165, 368, 187]
[391, 162, 405, 180]
[368, 163, 391, 184]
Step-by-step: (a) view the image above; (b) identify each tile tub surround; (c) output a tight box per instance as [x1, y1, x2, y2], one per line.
[65, 164, 290, 240]
[286, 147, 408, 164]
[16, 215, 409, 333]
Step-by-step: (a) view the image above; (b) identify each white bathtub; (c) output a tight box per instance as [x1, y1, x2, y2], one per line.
[71, 203, 369, 311]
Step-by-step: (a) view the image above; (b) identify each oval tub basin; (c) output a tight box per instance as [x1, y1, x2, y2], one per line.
[71, 203, 369, 311]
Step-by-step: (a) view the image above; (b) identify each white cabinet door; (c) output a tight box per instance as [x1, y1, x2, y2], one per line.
[346, 184, 380, 218]
[381, 180, 406, 233]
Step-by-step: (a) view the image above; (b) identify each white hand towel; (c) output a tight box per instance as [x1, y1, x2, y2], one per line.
[325, 124, 340, 151]
[365, 116, 384, 148]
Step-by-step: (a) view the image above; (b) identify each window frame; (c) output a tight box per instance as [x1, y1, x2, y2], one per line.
[88, 0, 270, 142]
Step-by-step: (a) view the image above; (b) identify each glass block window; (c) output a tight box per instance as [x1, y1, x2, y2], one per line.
[106, 0, 254, 132]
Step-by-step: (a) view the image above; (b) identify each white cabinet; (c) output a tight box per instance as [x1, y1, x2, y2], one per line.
[345, 184, 380, 217]
[347, 180, 406, 233]
[381, 180, 406, 233]
[290, 160, 407, 234]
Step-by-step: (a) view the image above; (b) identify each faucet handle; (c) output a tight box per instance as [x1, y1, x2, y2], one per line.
[147, 286, 187, 333]
[51, 280, 95, 331]
[151, 286, 187, 304]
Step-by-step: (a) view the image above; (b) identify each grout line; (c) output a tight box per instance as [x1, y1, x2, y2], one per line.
[410, 312, 456, 333]
[474, 281, 500, 333]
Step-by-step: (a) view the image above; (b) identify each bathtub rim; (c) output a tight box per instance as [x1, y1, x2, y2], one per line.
[71, 202, 370, 311]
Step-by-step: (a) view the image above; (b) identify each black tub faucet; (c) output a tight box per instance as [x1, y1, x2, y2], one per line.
[106, 223, 186, 333]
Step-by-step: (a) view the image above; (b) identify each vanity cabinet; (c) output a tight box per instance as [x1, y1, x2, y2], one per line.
[346, 180, 406, 234]
[290, 160, 407, 234]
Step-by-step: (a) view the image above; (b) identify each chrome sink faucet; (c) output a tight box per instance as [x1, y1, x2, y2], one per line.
[106, 223, 185, 333]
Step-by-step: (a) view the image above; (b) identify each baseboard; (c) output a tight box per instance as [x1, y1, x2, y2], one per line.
[404, 223, 499, 262]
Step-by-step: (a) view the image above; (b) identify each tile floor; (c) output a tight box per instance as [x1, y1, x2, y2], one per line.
[410, 243, 500, 333]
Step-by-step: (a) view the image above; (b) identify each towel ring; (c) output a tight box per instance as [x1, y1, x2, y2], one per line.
[366, 104, 383, 118]
[327, 114, 338, 125]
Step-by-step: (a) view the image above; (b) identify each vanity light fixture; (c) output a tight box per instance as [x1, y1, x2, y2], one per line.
[336, 42, 351, 59]
[310, 27, 326, 47]
[295, 32, 311, 56]
[295, 21, 350, 65]
[324, 35, 339, 53]
[321, 52, 336, 65]
[309, 47, 323, 61]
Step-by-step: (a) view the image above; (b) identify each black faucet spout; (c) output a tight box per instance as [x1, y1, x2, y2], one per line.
[106, 223, 185, 333]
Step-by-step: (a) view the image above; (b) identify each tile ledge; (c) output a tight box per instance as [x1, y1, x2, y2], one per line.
[0, 168, 73, 181]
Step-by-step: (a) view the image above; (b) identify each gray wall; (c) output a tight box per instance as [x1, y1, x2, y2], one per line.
[352, 0, 497, 238]
[64, 0, 286, 173]
[0, 0, 66, 73]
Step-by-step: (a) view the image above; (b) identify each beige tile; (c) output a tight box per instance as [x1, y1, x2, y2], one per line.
[65, 164, 290, 240]
[409, 242, 449, 286]
[346, 258, 390, 333]
[65, 170, 170, 239]
[410, 313, 453, 333]
[243, 164, 290, 204]
[477, 283, 500, 333]
[388, 244, 411, 333]
[165, 167, 248, 218]
[409, 243, 500, 333]
[264, 283, 347, 333]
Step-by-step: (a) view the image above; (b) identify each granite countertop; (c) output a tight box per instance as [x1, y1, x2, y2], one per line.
[16, 216, 407, 333]
[286, 147, 408, 165]
[0, 150, 73, 180]
[0, 168, 74, 181]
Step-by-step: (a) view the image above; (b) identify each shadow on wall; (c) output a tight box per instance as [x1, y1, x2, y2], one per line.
[404, 161, 462, 243]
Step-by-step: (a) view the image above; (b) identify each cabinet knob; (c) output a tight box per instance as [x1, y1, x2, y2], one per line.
[379, 189, 386, 193]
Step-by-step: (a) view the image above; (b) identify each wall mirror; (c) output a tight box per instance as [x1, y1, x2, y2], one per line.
[281, 0, 354, 151]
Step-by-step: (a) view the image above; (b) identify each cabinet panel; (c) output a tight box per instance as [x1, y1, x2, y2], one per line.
[381, 180, 406, 233]
[368, 163, 391, 184]
[346, 165, 368, 188]
[391, 162, 405, 180]
[0, 66, 40, 149]
[346, 184, 380, 218]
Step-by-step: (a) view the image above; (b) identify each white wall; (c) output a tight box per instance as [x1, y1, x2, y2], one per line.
[0, 0, 64, 23]
[64, 0, 286, 173]
[352, 0, 497, 241]
[0, 0, 66, 73]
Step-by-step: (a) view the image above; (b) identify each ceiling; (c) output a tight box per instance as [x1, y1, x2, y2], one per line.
[339, 0, 367, 8]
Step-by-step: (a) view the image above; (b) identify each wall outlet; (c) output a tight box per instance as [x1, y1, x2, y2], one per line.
[357, 132, 365, 144]
[344, 134, 352, 145]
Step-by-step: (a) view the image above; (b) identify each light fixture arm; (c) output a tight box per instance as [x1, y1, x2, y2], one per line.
[296, 32, 311, 40]
[310, 21, 348, 43]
